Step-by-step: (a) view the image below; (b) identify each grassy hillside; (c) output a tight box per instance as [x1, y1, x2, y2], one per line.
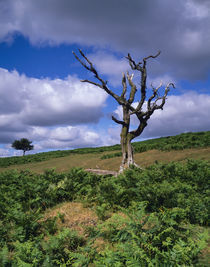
[0, 146, 209, 173]
[0, 131, 209, 265]
[0, 160, 209, 265]
[0, 131, 210, 171]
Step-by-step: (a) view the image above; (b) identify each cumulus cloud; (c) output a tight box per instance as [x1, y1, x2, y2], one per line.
[0, 0, 209, 81]
[0, 67, 107, 152]
[0, 67, 107, 130]
[0, 124, 104, 156]
[31, 126, 102, 150]
[112, 92, 210, 139]
[143, 92, 210, 138]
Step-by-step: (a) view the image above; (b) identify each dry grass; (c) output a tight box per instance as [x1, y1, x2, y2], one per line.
[42, 202, 98, 235]
[134, 147, 210, 167]
[0, 147, 209, 173]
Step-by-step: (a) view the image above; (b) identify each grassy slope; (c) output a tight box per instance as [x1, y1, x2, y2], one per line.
[0, 147, 210, 173]
[0, 130, 209, 172]
[1, 132, 209, 265]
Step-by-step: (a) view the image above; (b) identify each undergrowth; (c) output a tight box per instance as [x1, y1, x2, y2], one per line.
[0, 159, 209, 265]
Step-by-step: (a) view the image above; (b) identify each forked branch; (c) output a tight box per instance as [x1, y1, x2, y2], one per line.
[151, 82, 175, 111]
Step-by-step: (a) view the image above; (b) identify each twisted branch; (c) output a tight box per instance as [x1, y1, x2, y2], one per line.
[73, 49, 174, 135]
[111, 115, 126, 125]
[73, 49, 122, 104]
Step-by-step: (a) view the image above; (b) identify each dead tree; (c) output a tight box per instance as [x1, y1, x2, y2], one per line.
[73, 50, 175, 172]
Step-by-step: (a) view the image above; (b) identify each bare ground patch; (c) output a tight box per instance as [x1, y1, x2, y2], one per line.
[42, 202, 98, 235]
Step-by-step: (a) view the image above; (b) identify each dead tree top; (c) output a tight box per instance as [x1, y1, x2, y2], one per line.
[73, 49, 175, 124]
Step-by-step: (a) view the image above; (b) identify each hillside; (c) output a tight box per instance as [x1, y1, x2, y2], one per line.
[0, 131, 210, 265]
[0, 131, 210, 173]
[0, 159, 209, 265]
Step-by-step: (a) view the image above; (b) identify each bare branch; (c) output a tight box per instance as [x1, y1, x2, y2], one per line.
[81, 79, 103, 88]
[129, 119, 147, 140]
[73, 49, 123, 104]
[72, 51, 92, 72]
[143, 50, 161, 62]
[130, 81, 174, 139]
[121, 73, 127, 99]
[147, 81, 163, 110]
[127, 72, 137, 104]
[135, 67, 147, 112]
[126, 53, 143, 72]
[112, 115, 125, 125]
[151, 82, 175, 111]
[79, 49, 93, 66]
[125, 51, 160, 113]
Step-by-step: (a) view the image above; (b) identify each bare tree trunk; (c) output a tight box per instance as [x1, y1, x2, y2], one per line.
[127, 136, 134, 166]
[120, 133, 136, 172]
[120, 127, 128, 172]
[119, 106, 136, 172]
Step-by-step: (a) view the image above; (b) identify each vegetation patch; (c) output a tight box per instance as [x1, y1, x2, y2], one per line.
[0, 159, 209, 265]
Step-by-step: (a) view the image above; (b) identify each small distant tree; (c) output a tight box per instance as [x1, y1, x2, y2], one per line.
[73, 50, 174, 172]
[12, 138, 34, 156]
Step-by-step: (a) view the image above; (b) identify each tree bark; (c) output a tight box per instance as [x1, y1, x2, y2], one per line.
[119, 105, 135, 172]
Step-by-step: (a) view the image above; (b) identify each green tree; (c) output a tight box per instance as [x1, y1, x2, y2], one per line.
[12, 138, 34, 156]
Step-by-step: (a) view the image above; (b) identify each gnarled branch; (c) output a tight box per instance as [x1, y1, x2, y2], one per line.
[73, 49, 123, 104]
[127, 72, 137, 104]
[112, 115, 126, 125]
[151, 82, 175, 111]
[147, 81, 163, 110]
[143, 50, 161, 62]
[121, 73, 127, 99]
[126, 53, 143, 72]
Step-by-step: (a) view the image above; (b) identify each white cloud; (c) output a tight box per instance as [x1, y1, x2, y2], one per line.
[143, 92, 210, 137]
[0, 67, 107, 130]
[0, 67, 108, 152]
[32, 125, 102, 150]
[0, 124, 104, 156]
[112, 92, 210, 139]
[1, 90, 209, 157]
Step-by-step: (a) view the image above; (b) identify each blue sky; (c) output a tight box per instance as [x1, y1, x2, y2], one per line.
[0, 0, 210, 156]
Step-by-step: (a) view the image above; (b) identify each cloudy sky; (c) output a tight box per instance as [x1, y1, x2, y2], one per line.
[0, 0, 210, 156]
